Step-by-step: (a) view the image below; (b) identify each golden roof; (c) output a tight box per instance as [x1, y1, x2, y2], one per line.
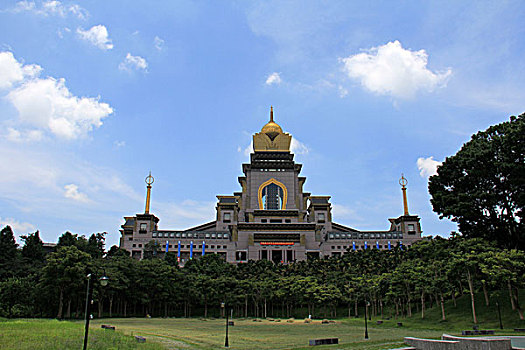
[261, 106, 283, 136]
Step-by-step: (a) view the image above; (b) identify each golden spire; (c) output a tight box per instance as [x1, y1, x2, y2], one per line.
[261, 106, 282, 136]
[145, 171, 154, 214]
[399, 174, 409, 216]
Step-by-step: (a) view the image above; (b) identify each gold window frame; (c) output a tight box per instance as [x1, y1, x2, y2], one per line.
[258, 178, 287, 210]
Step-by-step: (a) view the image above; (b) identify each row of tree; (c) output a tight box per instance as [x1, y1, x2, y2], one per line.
[0, 226, 523, 323]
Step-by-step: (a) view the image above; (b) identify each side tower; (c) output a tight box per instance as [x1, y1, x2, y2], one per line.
[119, 172, 160, 259]
[387, 174, 422, 245]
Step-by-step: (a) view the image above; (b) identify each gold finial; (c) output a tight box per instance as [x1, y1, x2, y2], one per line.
[145, 171, 154, 186]
[145, 171, 154, 214]
[399, 173, 407, 188]
[270, 106, 274, 122]
[399, 174, 409, 215]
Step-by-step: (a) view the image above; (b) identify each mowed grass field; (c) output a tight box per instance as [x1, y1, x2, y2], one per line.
[0, 316, 523, 350]
[0, 318, 163, 350]
[1, 292, 524, 349]
[91, 317, 446, 349]
[0, 317, 445, 350]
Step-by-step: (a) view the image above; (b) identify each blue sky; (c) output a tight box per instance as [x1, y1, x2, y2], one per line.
[1, 1, 524, 249]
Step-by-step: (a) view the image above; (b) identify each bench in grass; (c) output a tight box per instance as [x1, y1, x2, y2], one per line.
[309, 338, 338, 346]
[135, 336, 146, 343]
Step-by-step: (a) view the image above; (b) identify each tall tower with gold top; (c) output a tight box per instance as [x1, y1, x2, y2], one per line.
[387, 174, 422, 240]
[119, 172, 160, 259]
[400, 174, 409, 216]
[144, 172, 154, 214]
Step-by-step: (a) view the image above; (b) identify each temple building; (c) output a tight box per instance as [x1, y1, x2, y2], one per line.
[119, 108, 423, 263]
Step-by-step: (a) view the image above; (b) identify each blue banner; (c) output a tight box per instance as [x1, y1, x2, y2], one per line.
[388, 241, 391, 250]
[202, 241, 205, 256]
[400, 241, 403, 250]
[364, 241, 367, 250]
[352, 241, 356, 251]
[165, 241, 169, 253]
[177, 241, 181, 262]
[190, 241, 193, 259]
[376, 241, 379, 249]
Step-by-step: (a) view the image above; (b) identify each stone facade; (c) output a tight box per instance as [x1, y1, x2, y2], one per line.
[119, 110, 423, 263]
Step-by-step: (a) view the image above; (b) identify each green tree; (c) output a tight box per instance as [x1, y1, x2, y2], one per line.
[106, 245, 130, 258]
[449, 237, 496, 324]
[56, 231, 78, 247]
[20, 231, 45, 271]
[481, 249, 525, 320]
[0, 226, 19, 279]
[0, 276, 37, 318]
[85, 232, 106, 258]
[42, 245, 92, 319]
[429, 113, 525, 249]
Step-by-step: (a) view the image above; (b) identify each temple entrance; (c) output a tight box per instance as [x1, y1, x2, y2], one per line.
[286, 250, 293, 263]
[271, 250, 282, 264]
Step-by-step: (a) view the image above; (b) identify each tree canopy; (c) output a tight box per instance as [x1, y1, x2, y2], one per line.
[429, 113, 524, 249]
[0, 225, 524, 326]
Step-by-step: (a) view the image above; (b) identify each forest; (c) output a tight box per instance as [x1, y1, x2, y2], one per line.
[0, 226, 523, 325]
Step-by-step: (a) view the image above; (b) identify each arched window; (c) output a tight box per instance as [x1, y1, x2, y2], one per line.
[262, 183, 283, 210]
[258, 178, 287, 210]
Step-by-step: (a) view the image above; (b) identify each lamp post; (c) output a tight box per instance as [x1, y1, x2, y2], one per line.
[496, 301, 503, 330]
[364, 301, 370, 340]
[221, 302, 229, 347]
[83, 272, 109, 350]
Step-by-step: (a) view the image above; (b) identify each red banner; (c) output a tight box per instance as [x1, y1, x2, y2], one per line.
[259, 242, 295, 246]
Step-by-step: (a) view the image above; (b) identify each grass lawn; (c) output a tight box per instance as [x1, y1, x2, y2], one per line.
[90, 317, 448, 349]
[0, 318, 163, 350]
[1, 291, 524, 349]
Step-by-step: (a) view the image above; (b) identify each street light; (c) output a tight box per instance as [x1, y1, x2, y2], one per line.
[221, 302, 229, 347]
[496, 301, 503, 330]
[83, 272, 109, 350]
[364, 301, 370, 340]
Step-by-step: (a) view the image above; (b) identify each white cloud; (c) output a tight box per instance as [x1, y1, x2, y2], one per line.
[338, 85, 348, 98]
[12, 1, 35, 12]
[0, 139, 144, 247]
[113, 140, 126, 148]
[6, 127, 43, 142]
[0, 51, 42, 90]
[239, 140, 253, 156]
[0, 217, 35, 233]
[1, 51, 113, 140]
[417, 156, 442, 177]
[265, 72, 282, 85]
[42, 1, 66, 16]
[67, 4, 88, 20]
[7, 76, 113, 140]
[0, 141, 141, 207]
[119, 53, 148, 72]
[11, 1, 88, 19]
[64, 184, 89, 202]
[341, 40, 451, 99]
[291, 137, 309, 155]
[331, 203, 362, 222]
[154, 36, 165, 51]
[77, 25, 113, 50]
[156, 200, 216, 229]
